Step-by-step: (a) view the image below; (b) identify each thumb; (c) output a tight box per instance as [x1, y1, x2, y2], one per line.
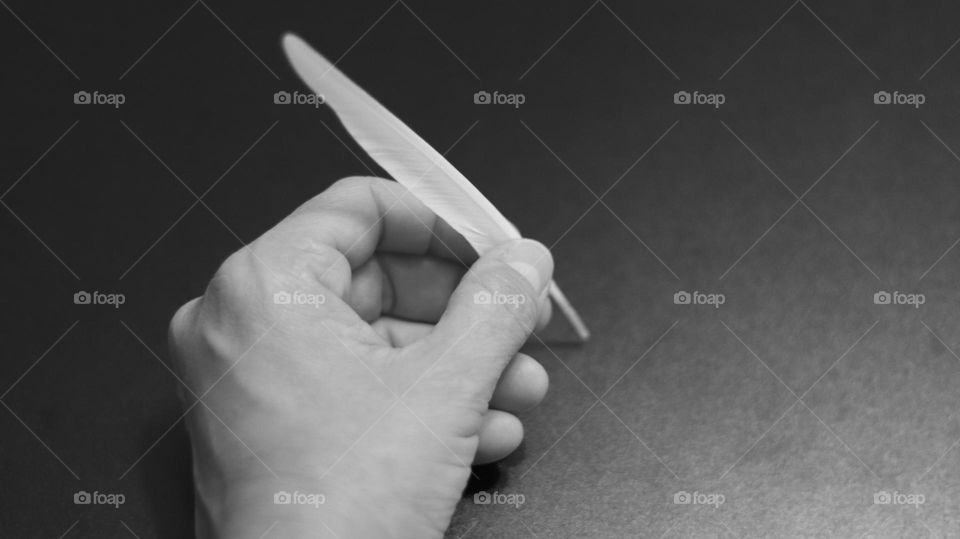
[423, 238, 553, 384]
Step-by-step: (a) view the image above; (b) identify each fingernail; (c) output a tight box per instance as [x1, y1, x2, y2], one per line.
[505, 240, 552, 294]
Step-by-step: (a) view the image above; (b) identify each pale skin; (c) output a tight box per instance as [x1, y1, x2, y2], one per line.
[168, 176, 554, 538]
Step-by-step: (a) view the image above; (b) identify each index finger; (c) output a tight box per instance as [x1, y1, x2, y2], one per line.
[255, 176, 478, 291]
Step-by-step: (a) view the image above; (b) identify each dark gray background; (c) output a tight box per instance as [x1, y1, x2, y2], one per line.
[3, 1, 960, 537]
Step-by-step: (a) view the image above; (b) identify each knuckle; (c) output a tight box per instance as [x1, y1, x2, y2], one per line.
[174, 252, 268, 367]
[205, 248, 285, 321]
[168, 297, 200, 351]
[323, 176, 389, 201]
[209, 249, 259, 304]
[330, 175, 381, 191]
[286, 242, 350, 295]
[291, 176, 381, 215]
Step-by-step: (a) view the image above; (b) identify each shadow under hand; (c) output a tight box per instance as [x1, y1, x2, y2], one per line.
[462, 441, 528, 497]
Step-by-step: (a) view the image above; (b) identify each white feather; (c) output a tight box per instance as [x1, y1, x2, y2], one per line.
[282, 33, 589, 340]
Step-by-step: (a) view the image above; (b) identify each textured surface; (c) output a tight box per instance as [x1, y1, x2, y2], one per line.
[3, 1, 960, 537]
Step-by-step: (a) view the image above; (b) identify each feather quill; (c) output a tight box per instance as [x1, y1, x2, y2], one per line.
[282, 33, 589, 341]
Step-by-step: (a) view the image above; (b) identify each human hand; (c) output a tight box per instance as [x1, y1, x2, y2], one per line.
[168, 177, 553, 538]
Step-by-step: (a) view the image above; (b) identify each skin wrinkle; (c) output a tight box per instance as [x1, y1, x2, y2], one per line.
[377, 255, 398, 317]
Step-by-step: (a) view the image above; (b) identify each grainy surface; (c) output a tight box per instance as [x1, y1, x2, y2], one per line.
[3, 1, 960, 537]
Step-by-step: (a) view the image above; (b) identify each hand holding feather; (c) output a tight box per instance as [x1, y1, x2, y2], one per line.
[282, 34, 589, 341]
